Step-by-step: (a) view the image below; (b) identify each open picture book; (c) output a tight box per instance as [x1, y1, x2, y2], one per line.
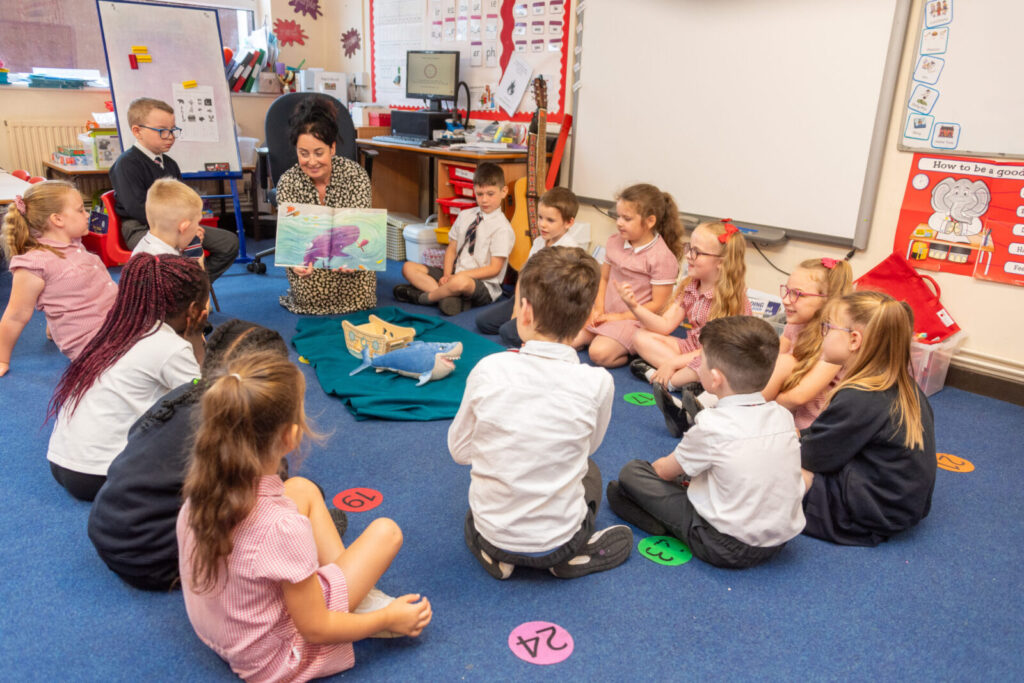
[274, 204, 388, 270]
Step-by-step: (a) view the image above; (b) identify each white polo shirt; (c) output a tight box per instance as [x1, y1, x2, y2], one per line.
[673, 392, 806, 547]
[449, 340, 614, 553]
[131, 232, 181, 258]
[47, 322, 201, 476]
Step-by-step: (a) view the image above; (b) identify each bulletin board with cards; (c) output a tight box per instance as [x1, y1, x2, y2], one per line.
[898, 0, 1024, 158]
[369, 0, 570, 122]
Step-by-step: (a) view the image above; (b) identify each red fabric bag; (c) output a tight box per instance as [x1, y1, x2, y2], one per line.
[854, 252, 960, 342]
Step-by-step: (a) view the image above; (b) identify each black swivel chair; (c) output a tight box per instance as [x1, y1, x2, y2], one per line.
[247, 92, 369, 273]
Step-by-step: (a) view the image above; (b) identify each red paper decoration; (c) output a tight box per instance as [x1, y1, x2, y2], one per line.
[274, 19, 308, 47]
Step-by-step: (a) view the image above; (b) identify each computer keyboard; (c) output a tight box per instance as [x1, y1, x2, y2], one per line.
[371, 134, 428, 146]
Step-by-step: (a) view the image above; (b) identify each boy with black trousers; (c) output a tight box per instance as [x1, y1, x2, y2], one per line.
[449, 246, 633, 579]
[108, 97, 238, 282]
[607, 316, 806, 569]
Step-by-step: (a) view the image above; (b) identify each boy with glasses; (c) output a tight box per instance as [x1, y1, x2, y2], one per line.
[109, 98, 238, 282]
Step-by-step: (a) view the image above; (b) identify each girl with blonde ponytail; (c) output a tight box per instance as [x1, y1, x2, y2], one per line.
[178, 352, 431, 681]
[800, 290, 937, 546]
[0, 181, 116, 374]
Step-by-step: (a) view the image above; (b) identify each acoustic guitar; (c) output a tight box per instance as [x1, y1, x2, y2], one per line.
[508, 76, 547, 272]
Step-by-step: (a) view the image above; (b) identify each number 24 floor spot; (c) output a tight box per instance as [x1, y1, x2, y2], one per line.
[638, 535, 693, 566]
[332, 487, 383, 512]
[936, 453, 974, 473]
[508, 621, 574, 665]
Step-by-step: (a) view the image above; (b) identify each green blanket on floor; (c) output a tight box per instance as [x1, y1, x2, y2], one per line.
[293, 307, 503, 421]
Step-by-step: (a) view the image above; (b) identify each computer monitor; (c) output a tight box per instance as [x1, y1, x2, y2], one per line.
[406, 50, 459, 112]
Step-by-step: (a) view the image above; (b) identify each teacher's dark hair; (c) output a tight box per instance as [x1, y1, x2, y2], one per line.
[288, 95, 339, 148]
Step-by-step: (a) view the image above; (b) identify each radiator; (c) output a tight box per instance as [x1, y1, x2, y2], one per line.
[5, 119, 85, 177]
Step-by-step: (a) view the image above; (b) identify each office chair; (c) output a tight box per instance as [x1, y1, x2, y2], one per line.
[247, 92, 362, 274]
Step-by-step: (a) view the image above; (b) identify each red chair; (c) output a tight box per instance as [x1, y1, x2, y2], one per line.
[81, 190, 133, 267]
[11, 170, 30, 181]
[28, 176, 45, 184]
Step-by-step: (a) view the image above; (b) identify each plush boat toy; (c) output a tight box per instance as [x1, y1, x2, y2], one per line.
[349, 341, 463, 386]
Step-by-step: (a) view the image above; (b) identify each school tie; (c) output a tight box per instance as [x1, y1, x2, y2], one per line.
[461, 212, 483, 257]
[154, 155, 163, 169]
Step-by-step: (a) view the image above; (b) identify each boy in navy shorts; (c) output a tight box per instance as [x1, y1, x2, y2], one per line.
[395, 163, 514, 316]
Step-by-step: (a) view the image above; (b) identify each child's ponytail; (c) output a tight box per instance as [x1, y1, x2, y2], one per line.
[617, 184, 686, 261]
[183, 351, 314, 592]
[2, 180, 78, 260]
[48, 253, 209, 421]
[781, 257, 853, 393]
[832, 291, 924, 449]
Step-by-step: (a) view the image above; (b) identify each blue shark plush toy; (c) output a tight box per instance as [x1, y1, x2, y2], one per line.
[349, 341, 463, 386]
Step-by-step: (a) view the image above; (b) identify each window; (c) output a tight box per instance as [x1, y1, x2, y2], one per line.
[0, 0, 257, 77]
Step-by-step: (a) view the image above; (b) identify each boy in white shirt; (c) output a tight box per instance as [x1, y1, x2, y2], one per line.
[607, 315, 806, 569]
[476, 186, 581, 346]
[395, 163, 514, 316]
[449, 246, 633, 579]
[131, 178, 204, 259]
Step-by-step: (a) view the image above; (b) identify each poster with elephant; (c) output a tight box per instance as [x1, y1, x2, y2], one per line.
[275, 205, 387, 271]
[894, 154, 1024, 287]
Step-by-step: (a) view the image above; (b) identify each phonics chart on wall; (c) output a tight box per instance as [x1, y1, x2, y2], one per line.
[899, 0, 1024, 158]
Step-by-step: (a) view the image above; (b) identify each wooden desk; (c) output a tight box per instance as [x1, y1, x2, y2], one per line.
[356, 139, 528, 224]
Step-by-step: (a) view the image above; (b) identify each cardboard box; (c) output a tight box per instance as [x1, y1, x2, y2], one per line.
[257, 72, 282, 94]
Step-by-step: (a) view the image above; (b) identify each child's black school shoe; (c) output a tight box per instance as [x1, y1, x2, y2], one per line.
[679, 387, 704, 422]
[549, 525, 633, 579]
[476, 548, 515, 580]
[393, 284, 422, 304]
[653, 382, 692, 438]
[330, 508, 348, 539]
[438, 296, 465, 316]
[606, 480, 668, 536]
[629, 358, 654, 383]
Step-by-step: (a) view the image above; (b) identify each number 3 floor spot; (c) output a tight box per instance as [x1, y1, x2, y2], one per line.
[508, 621, 574, 665]
[638, 535, 693, 566]
[332, 487, 383, 512]
[936, 453, 975, 473]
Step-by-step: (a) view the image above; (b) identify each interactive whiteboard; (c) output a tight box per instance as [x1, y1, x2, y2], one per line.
[570, 0, 910, 247]
[97, 0, 241, 176]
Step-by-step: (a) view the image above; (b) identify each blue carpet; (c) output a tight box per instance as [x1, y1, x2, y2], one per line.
[1, 244, 1022, 680]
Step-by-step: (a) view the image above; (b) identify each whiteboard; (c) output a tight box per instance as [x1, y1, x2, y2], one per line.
[570, 0, 910, 247]
[97, 0, 241, 176]
[898, 0, 1024, 158]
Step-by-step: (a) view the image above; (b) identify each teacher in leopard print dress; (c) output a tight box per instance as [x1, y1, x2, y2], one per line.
[276, 96, 377, 315]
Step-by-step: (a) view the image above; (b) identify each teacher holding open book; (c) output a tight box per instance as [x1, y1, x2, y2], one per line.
[276, 96, 377, 315]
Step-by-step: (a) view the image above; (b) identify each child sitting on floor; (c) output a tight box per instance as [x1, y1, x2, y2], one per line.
[475, 186, 580, 346]
[607, 315, 805, 569]
[800, 290, 936, 546]
[0, 180, 117, 374]
[395, 162, 514, 316]
[45, 254, 208, 501]
[131, 178, 205, 260]
[450, 246, 633, 579]
[178, 352, 431, 681]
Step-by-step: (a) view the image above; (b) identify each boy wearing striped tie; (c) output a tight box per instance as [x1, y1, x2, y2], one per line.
[395, 163, 513, 316]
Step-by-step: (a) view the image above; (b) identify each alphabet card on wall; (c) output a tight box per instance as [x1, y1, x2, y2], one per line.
[895, 153, 1024, 287]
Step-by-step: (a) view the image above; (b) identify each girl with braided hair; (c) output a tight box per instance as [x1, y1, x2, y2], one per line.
[46, 253, 209, 501]
[0, 180, 117, 375]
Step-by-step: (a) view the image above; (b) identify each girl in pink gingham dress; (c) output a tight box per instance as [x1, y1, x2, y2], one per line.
[573, 184, 686, 368]
[0, 180, 116, 375]
[623, 220, 750, 391]
[178, 352, 431, 683]
[761, 257, 854, 430]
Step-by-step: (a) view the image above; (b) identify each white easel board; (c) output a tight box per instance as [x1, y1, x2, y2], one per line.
[899, 0, 1024, 158]
[97, 0, 242, 176]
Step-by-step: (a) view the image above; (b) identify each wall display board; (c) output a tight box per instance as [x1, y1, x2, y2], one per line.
[97, 0, 242, 176]
[369, 0, 570, 121]
[894, 153, 1024, 287]
[570, 0, 910, 247]
[899, 0, 1024, 158]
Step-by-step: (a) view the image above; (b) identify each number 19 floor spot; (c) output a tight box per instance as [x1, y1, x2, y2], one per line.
[332, 487, 383, 512]
[638, 535, 693, 566]
[508, 621, 574, 665]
